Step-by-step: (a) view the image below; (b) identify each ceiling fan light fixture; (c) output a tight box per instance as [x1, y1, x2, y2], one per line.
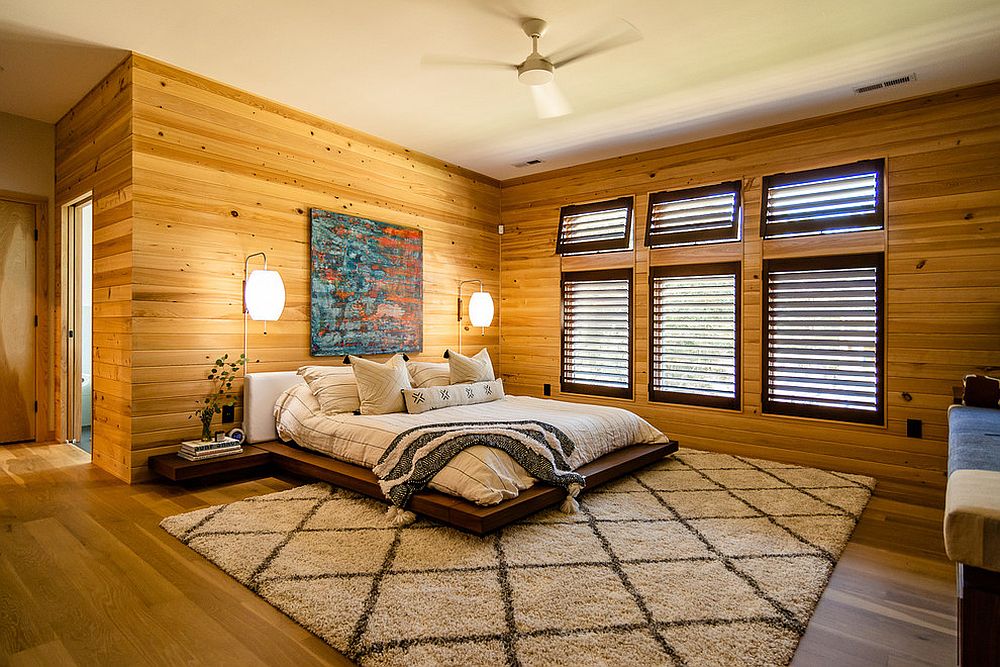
[517, 58, 554, 86]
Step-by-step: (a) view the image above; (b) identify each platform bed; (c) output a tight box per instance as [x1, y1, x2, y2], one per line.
[256, 439, 678, 534]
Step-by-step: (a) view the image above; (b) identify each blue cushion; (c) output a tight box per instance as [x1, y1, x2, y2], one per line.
[948, 405, 1000, 475]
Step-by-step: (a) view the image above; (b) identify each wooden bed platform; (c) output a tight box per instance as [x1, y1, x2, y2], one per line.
[256, 439, 679, 534]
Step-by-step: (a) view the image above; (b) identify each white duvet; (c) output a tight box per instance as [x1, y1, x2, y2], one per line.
[274, 383, 669, 506]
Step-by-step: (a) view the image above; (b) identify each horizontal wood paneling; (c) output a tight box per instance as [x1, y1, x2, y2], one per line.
[55, 55, 134, 481]
[122, 55, 500, 481]
[500, 81, 1000, 508]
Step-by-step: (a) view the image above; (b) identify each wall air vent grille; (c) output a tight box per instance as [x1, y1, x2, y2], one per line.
[854, 73, 916, 95]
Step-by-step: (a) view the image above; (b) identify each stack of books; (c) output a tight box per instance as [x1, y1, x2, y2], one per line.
[178, 437, 243, 461]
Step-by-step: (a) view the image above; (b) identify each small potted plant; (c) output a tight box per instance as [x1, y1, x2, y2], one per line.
[191, 353, 246, 441]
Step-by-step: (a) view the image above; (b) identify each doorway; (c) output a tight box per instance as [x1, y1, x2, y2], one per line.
[0, 197, 37, 444]
[65, 198, 93, 454]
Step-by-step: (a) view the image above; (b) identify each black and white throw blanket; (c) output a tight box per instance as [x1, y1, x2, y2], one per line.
[372, 420, 586, 524]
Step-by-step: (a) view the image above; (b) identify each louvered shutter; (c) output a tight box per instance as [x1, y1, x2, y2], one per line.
[763, 254, 884, 425]
[650, 264, 740, 409]
[561, 269, 632, 399]
[762, 159, 884, 237]
[557, 197, 634, 255]
[646, 182, 741, 247]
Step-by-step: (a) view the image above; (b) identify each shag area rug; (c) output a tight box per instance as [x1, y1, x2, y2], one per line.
[161, 448, 874, 666]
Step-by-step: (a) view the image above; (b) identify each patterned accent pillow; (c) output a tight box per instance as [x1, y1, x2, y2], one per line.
[402, 379, 505, 414]
[348, 354, 412, 415]
[447, 347, 496, 384]
[297, 365, 360, 415]
[407, 361, 451, 388]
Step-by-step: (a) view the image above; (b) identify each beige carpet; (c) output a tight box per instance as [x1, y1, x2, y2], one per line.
[161, 448, 874, 666]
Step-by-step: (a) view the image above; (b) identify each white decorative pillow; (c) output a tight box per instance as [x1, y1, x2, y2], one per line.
[297, 365, 360, 415]
[348, 354, 412, 415]
[407, 361, 451, 388]
[447, 347, 496, 384]
[403, 379, 505, 414]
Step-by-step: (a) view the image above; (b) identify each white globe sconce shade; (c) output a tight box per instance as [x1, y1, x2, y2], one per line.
[468, 290, 495, 327]
[244, 269, 286, 321]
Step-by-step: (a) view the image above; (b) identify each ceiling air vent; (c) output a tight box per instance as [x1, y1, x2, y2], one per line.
[512, 158, 544, 168]
[854, 73, 917, 95]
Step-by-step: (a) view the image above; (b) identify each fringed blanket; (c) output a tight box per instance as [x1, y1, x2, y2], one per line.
[372, 420, 586, 524]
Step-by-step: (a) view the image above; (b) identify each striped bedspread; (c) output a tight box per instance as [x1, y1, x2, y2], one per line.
[374, 421, 586, 509]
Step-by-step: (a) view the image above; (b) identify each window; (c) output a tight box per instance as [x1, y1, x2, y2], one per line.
[761, 159, 884, 238]
[649, 264, 740, 409]
[561, 269, 632, 399]
[763, 254, 884, 425]
[556, 197, 634, 255]
[645, 181, 741, 247]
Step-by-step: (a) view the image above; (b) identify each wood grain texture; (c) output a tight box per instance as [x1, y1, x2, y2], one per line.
[55, 53, 502, 481]
[0, 441, 956, 666]
[0, 200, 36, 443]
[499, 81, 1000, 508]
[54, 54, 134, 480]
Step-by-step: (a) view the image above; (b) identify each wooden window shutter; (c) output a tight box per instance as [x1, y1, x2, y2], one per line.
[763, 253, 884, 425]
[645, 181, 741, 248]
[761, 159, 884, 238]
[556, 197, 634, 255]
[649, 263, 740, 409]
[561, 268, 633, 399]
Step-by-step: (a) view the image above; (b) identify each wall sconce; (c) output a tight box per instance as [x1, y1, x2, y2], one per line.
[457, 279, 494, 354]
[243, 251, 286, 368]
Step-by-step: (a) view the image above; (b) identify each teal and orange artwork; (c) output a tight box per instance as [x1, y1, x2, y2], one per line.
[310, 209, 423, 356]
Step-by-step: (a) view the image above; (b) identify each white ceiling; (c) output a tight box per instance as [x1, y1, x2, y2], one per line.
[1, 0, 999, 180]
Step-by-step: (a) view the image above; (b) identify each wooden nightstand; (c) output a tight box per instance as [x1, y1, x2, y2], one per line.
[148, 445, 274, 482]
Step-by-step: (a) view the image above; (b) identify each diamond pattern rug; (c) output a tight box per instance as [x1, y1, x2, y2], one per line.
[161, 448, 874, 666]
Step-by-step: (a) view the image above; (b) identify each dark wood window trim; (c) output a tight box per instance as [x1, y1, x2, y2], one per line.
[648, 262, 741, 410]
[762, 253, 885, 426]
[556, 196, 634, 255]
[560, 268, 633, 399]
[645, 181, 742, 248]
[761, 159, 885, 238]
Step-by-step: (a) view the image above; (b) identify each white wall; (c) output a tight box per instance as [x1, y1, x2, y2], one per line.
[0, 111, 55, 209]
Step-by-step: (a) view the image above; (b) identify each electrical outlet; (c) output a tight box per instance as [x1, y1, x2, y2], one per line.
[222, 404, 235, 423]
[543, 383, 551, 396]
[906, 418, 922, 438]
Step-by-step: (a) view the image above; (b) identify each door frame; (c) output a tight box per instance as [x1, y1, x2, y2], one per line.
[0, 189, 52, 443]
[57, 193, 93, 445]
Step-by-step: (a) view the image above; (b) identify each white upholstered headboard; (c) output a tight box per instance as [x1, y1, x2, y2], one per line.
[244, 371, 305, 443]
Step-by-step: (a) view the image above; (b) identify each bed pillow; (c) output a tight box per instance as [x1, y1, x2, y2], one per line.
[447, 347, 496, 384]
[407, 361, 451, 388]
[402, 379, 505, 414]
[297, 365, 361, 415]
[348, 354, 412, 415]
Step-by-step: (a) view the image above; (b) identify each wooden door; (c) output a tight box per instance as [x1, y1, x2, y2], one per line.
[0, 200, 36, 443]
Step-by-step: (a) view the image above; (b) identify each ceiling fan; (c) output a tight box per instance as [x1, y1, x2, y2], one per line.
[422, 17, 642, 119]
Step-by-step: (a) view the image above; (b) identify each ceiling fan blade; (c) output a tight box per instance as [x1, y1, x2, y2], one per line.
[421, 54, 517, 70]
[530, 82, 572, 119]
[549, 20, 642, 69]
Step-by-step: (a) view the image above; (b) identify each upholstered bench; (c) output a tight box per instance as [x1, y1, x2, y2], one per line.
[945, 405, 1000, 665]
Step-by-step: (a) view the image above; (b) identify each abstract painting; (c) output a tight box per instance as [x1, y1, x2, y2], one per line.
[310, 209, 422, 356]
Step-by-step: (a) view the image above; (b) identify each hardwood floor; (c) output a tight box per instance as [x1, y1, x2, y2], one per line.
[0, 442, 956, 666]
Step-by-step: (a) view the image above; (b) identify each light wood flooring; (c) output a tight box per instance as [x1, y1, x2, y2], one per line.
[0, 442, 957, 666]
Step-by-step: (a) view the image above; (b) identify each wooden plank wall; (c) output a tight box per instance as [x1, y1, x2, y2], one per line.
[54, 55, 135, 481]
[121, 55, 500, 481]
[500, 82, 1000, 508]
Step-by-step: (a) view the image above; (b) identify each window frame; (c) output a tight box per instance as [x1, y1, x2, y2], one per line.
[645, 181, 742, 248]
[760, 159, 885, 238]
[560, 267, 634, 400]
[761, 253, 885, 426]
[648, 262, 742, 410]
[556, 196, 634, 255]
